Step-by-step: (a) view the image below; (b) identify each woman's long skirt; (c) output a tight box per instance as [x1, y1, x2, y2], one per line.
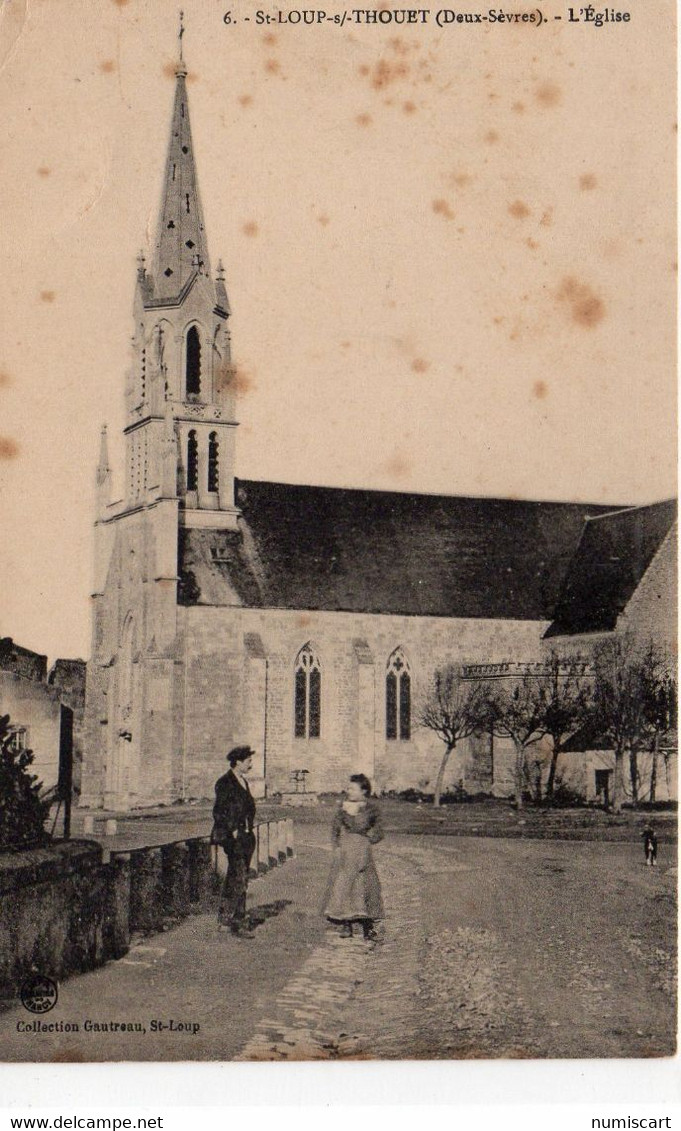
[323, 830, 384, 921]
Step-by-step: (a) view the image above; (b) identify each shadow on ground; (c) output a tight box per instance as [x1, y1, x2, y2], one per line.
[246, 899, 293, 931]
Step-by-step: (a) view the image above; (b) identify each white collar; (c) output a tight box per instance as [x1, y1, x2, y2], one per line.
[233, 769, 250, 790]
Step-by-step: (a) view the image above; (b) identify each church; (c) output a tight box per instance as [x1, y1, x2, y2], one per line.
[80, 48, 676, 811]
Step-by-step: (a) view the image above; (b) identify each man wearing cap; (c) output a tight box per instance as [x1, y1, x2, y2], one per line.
[212, 746, 257, 937]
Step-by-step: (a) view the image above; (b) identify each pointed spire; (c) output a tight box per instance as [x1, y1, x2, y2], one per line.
[150, 17, 210, 301]
[97, 424, 110, 486]
[96, 424, 111, 516]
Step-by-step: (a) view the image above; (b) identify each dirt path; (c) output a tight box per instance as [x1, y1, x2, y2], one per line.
[1, 831, 675, 1061]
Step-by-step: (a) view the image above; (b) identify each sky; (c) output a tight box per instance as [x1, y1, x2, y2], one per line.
[0, 0, 676, 662]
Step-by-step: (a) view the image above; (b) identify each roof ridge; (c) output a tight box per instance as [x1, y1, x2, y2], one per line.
[236, 477, 622, 510]
[583, 498, 677, 523]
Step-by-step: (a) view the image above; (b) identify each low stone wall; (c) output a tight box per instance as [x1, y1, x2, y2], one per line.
[0, 818, 294, 1011]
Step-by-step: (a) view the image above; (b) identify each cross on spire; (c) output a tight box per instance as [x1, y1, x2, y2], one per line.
[178, 10, 185, 62]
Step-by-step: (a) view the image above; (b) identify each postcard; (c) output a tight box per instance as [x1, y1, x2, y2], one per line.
[0, 0, 676, 1071]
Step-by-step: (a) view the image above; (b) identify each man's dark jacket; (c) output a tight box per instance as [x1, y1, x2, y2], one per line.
[211, 769, 256, 847]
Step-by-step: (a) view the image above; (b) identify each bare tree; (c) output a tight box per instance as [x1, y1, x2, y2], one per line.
[487, 674, 551, 810]
[591, 636, 675, 812]
[542, 651, 591, 803]
[418, 665, 492, 807]
[641, 647, 677, 804]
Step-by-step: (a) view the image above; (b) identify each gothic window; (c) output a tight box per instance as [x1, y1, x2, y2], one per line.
[208, 433, 219, 493]
[294, 643, 321, 739]
[386, 648, 411, 741]
[187, 430, 198, 492]
[186, 326, 201, 397]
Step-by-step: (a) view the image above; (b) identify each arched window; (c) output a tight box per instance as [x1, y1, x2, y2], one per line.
[186, 430, 198, 492]
[386, 648, 411, 741]
[186, 325, 201, 397]
[294, 643, 321, 739]
[208, 432, 219, 492]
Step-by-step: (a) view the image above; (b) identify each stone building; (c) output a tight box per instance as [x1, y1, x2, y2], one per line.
[0, 639, 86, 797]
[80, 54, 677, 811]
[542, 501, 677, 804]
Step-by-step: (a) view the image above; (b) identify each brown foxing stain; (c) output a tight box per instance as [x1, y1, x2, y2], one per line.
[493, 316, 504, 325]
[525, 237, 539, 250]
[242, 221, 259, 237]
[340, 341, 351, 349]
[0, 371, 10, 386]
[0, 437, 19, 459]
[388, 36, 414, 55]
[40, 291, 56, 303]
[556, 276, 606, 329]
[484, 130, 499, 144]
[579, 173, 597, 191]
[533, 380, 548, 399]
[372, 58, 409, 90]
[450, 171, 472, 188]
[508, 200, 530, 220]
[262, 32, 278, 46]
[317, 214, 330, 226]
[264, 59, 281, 75]
[162, 62, 199, 83]
[215, 360, 256, 397]
[539, 208, 553, 227]
[432, 199, 454, 220]
[403, 101, 417, 115]
[239, 94, 253, 108]
[356, 113, 372, 127]
[99, 60, 116, 74]
[672, 262, 678, 274]
[512, 101, 525, 113]
[231, 364, 257, 395]
[296, 613, 313, 628]
[37, 167, 51, 177]
[383, 451, 413, 480]
[535, 82, 561, 108]
[411, 358, 430, 374]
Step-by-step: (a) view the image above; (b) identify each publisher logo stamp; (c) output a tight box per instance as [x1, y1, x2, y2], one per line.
[20, 975, 58, 1014]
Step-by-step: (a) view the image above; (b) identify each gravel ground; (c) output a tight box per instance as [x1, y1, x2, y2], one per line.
[1, 824, 676, 1062]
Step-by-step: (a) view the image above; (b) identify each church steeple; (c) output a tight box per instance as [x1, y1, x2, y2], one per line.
[150, 14, 211, 302]
[120, 16, 240, 531]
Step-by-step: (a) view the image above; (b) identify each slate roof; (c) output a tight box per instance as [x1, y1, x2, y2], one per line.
[544, 499, 677, 638]
[178, 479, 621, 620]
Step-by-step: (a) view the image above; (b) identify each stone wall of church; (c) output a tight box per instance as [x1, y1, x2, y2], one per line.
[81, 502, 183, 810]
[616, 524, 677, 655]
[181, 606, 547, 799]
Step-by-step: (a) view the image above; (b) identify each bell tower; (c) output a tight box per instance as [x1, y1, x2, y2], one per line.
[124, 14, 239, 529]
[82, 18, 241, 811]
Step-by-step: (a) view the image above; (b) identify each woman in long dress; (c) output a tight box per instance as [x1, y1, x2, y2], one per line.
[323, 773, 384, 941]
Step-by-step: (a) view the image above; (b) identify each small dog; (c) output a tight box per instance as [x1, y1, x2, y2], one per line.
[642, 824, 658, 866]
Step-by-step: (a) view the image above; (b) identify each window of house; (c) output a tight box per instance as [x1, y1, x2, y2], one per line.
[294, 643, 321, 739]
[386, 648, 411, 740]
[7, 726, 28, 754]
[186, 326, 201, 397]
[208, 432, 219, 492]
[187, 430, 198, 491]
